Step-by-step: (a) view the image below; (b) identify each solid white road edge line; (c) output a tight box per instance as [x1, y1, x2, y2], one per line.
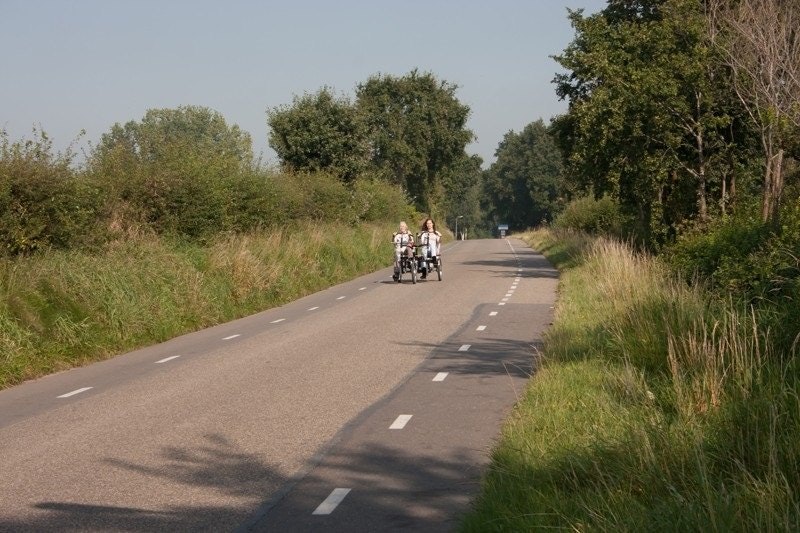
[312, 488, 351, 515]
[57, 387, 93, 398]
[390, 414, 413, 429]
[155, 355, 181, 364]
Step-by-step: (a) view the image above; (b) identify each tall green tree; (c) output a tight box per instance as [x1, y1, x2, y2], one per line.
[552, 0, 743, 243]
[483, 120, 564, 231]
[356, 69, 474, 213]
[94, 105, 253, 177]
[267, 88, 370, 182]
[90, 106, 253, 237]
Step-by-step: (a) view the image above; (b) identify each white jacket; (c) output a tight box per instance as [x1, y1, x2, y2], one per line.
[417, 230, 441, 257]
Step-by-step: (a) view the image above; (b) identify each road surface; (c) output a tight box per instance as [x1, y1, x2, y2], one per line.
[0, 237, 557, 532]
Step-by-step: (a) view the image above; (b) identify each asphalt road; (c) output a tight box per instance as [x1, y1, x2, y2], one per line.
[0, 237, 558, 532]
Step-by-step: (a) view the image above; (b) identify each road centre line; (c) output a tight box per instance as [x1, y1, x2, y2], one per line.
[476, 325, 486, 331]
[155, 355, 181, 364]
[433, 372, 448, 381]
[270, 318, 286, 324]
[458, 344, 471, 351]
[57, 387, 93, 398]
[222, 334, 240, 340]
[390, 414, 413, 429]
[312, 488, 351, 515]
[489, 311, 498, 316]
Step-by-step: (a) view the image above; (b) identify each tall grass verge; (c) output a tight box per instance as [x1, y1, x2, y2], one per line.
[462, 228, 800, 531]
[0, 221, 391, 389]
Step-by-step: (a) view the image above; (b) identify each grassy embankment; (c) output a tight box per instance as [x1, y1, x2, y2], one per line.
[0, 221, 395, 390]
[462, 229, 799, 531]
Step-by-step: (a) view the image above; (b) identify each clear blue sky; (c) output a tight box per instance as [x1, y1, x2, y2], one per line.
[1, 0, 606, 168]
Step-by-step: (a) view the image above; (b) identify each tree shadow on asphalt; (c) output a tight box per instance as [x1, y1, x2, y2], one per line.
[460, 249, 558, 279]
[1, 434, 498, 532]
[395, 336, 544, 380]
[0, 433, 283, 532]
[251, 442, 487, 532]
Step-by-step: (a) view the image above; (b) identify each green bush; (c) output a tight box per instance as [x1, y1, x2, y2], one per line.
[0, 130, 105, 255]
[664, 202, 800, 301]
[553, 194, 625, 236]
[664, 214, 768, 289]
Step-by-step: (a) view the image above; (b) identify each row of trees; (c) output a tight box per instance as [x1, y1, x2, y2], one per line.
[550, 0, 799, 246]
[9, 0, 797, 261]
[0, 106, 413, 256]
[267, 69, 477, 222]
[266, 70, 570, 238]
[2, 63, 569, 254]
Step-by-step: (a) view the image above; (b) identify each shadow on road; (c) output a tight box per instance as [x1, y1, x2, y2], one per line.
[1, 433, 493, 532]
[1, 434, 281, 532]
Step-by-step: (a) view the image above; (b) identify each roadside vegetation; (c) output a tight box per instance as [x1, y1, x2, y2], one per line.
[462, 227, 799, 531]
[0, 114, 418, 389]
[461, 2, 800, 524]
[0, 222, 400, 389]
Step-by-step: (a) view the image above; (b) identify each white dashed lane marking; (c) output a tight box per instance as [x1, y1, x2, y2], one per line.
[498, 302, 506, 306]
[155, 355, 180, 364]
[222, 334, 240, 340]
[390, 415, 413, 429]
[270, 318, 286, 324]
[476, 325, 486, 331]
[359, 287, 366, 291]
[489, 311, 498, 316]
[57, 387, 92, 398]
[336, 296, 346, 300]
[458, 344, 471, 352]
[433, 372, 448, 382]
[308, 306, 319, 311]
[312, 488, 351, 515]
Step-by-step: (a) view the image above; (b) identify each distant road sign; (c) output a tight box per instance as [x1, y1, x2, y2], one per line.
[498, 224, 509, 230]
